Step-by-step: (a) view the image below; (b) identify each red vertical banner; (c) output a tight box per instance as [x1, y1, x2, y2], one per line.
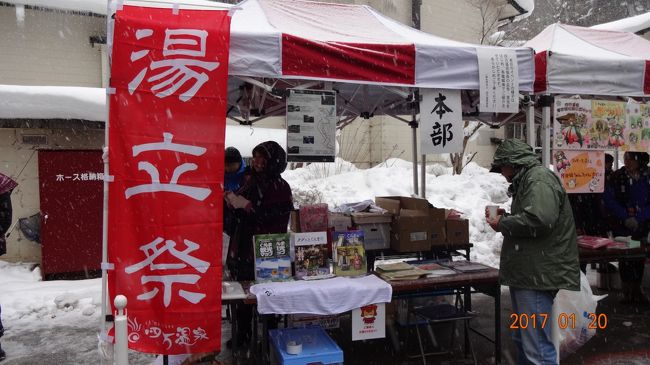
[108, 4, 230, 354]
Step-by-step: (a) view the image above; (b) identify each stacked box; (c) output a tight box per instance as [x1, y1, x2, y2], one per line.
[351, 212, 392, 250]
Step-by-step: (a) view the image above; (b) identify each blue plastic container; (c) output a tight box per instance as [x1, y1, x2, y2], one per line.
[269, 327, 344, 365]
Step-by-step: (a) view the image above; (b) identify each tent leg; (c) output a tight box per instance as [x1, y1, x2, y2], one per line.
[526, 94, 536, 148]
[420, 155, 426, 198]
[541, 94, 551, 168]
[411, 122, 419, 196]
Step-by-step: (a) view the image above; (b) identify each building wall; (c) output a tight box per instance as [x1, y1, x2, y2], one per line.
[0, 5, 104, 87]
[0, 127, 104, 263]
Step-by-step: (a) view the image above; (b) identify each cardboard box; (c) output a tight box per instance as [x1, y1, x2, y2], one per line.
[357, 222, 390, 250]
[446, 218, 469, 245]
[429, 207, 447, 221]
[375, 196, 435, 252]
[328, 213, 352, 232]
[289, 210, 300, 232]
[429, 220, 447, 247]
[351, 212, 392, 224]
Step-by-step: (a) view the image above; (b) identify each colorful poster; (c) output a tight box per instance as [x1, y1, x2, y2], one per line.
[352, 303, 386, 341]
[332, 231, 366, 277]
[623, 102, 650, 152]
[107, 4, 230, 354]
[292, 232, 329, 279]
[553, 98, 627, 150]
[254, 233, 291, 282]
[592, 100, 626, 148]
[553, 150, 605, 193]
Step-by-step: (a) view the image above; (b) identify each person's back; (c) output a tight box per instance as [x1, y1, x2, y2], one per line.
[500, 163, 580, 290]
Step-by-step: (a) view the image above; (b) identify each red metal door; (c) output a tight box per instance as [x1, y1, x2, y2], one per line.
[39, 150, 103, 278]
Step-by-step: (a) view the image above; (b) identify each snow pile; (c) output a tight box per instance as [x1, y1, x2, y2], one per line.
[283, 159, 509, 267]
[0, 261, 101, 328]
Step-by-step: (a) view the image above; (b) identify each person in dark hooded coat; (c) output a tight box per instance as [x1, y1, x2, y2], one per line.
[486, 139, 579, 365]
[225, 141, 293, 348]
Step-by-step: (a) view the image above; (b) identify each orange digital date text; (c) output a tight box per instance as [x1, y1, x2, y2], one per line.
[509, 313, 607, 330]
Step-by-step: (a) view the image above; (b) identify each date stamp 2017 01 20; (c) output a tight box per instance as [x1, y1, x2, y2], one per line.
[509, 312, 608, 330]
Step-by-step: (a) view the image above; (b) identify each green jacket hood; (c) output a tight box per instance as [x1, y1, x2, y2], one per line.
[491, 139, 540, 172]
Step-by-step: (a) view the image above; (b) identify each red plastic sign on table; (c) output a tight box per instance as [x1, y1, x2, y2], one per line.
[107, 4, 230, 354]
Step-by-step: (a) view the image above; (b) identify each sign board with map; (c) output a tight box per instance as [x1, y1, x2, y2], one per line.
[553, 150, 605, 193]
[286, 89, 336, 162]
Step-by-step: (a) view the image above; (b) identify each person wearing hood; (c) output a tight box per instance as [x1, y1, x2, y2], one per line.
[0, 172, 18, 362]
[603, 151, 650, 305]
[486, 139, 579, 365]
[223, 147, 247, 237]
[224, 141, 293, 350]
[224, 147, 247, 193]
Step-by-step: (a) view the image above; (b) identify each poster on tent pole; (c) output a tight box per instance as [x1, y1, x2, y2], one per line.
[623, 102, 650, 152]
[553, 98, 628, 150]
[476, 48, 519, 113]
[286, 89, 336, 162]
[553, 150, 605, 193]
[107, 4, 230, 355]
[419, 88, 463, 154]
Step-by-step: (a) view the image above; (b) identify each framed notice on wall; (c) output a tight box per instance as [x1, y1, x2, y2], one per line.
[286, 89, 336, 162]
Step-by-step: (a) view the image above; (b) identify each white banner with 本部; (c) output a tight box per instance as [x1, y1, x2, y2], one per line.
[477, 48, 519, 113]
[420, 88, 463, 154]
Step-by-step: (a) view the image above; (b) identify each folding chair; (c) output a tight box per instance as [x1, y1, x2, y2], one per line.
[407, 291, 477, 365]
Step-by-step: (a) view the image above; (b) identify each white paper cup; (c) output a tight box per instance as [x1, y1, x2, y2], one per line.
[487, 205, 499, 219]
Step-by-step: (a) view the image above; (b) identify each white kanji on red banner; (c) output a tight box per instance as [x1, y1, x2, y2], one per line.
[128, 28, 219, 102]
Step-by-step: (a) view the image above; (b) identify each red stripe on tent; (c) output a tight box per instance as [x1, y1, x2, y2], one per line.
[645, 60, 650, 95]
[534, 51, 548, 93]
[282, 34, 415, 85]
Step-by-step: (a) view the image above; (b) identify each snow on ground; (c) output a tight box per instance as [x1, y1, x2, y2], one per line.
[0, 261, 101, 329]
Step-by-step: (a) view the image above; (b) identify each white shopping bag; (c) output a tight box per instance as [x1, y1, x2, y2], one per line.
[551, 271, 607, 361]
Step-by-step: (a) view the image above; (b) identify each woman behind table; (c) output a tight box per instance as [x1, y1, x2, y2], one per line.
[225, 141, 293, 348]
[603, 151, 650, 305]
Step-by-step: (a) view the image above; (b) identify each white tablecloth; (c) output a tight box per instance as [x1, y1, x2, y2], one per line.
[249, 275, 392, 315]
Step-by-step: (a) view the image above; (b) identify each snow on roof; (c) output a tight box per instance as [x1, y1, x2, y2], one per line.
[0, 85, 106, 121]
[591, 11, 650, 34]
[2, 0, 234, 16]
[0, 84, 286, 155]
[2, 0, 107, 14]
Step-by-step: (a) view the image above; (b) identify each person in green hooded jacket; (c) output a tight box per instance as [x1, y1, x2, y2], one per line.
[486, 139, 580, 365]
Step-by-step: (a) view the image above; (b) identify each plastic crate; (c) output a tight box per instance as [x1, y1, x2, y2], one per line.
[269, 327, 343, 365]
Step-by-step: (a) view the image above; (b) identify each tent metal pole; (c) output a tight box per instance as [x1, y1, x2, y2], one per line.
[411, 120, 419, 196]
[420, 155, 426, 198]
[525, 94, 535, 148]
[542, 94, 551, 168]
[100, 2, 115, 364]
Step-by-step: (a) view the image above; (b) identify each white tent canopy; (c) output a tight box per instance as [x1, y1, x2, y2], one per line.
[229, 0, 535, 91]
[525, 23, 650, 97]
